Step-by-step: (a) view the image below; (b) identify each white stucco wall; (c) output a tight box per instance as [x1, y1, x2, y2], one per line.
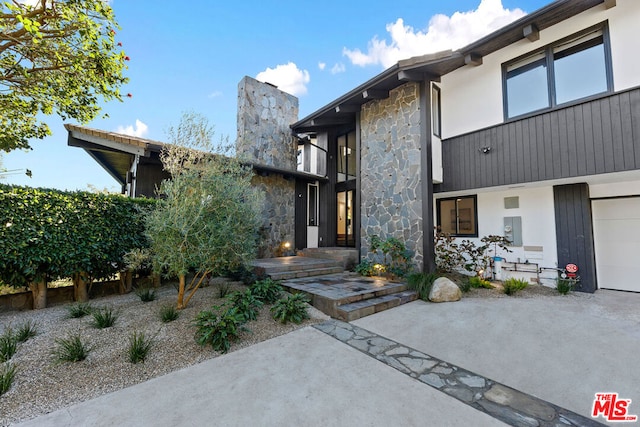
[435, 186, 558, 285]
[441, 0, 640, 139]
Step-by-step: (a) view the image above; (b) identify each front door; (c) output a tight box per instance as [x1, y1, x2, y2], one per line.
[307, 183, 319, 248]
[337, 188, 355, 247]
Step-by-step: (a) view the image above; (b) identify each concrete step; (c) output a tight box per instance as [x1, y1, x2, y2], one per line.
[336, 290, 418, 322]
[269, 266, 343, 281]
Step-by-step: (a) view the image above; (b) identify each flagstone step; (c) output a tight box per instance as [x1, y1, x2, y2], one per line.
[251, 256, 344, 280]
[268, 266, 344, 281]
[335, 290, 418, 322]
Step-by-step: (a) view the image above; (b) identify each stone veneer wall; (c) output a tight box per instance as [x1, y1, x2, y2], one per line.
[236, 76, 298, 257]
[251, 174, 295, 258]
[236, 76, 298, 170]
[360, 82, 424, 269]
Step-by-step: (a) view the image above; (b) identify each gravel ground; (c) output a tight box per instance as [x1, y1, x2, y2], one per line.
[0, 280, 327, 425]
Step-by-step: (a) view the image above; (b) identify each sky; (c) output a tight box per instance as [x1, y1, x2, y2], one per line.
[2, 0, 549, 192]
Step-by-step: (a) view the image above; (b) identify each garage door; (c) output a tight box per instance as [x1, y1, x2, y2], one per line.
[592, 197, 640, 292]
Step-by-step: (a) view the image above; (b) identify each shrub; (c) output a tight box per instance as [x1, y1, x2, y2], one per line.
[193, 308, 245, 354]
[128, 331, 154, 364]
[0, 331, 17, 363]
[468, 276, 494, 289]
[224, 264, 258, 285]
[15, 320, 38, 343]
[135, 286, 156, 302]
[406, 272, 439, 300]
[0, 363, 16, 396]
[370, 235, 414, 278]
[52, 334, 90, 362]
[354, 259, 375, 277]
[249, 278, 283, 304]
[271, 294, 310, 324]
[503, 278, 528, 296]
[217, 281, 231, 298]
[556, 278, 578, 295]
[226, 290, 263, 322]
[159, 305, 179, 323]
[91, 307, 118, 329]
[66, 302, 94, 318]
[458, 280, 472, 293]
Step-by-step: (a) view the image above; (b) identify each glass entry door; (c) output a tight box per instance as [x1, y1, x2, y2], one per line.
[337, 189, 355, 247]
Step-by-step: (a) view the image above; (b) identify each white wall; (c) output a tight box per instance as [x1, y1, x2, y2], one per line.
[589, 178, 640, 198]
[441, 0, 640, 139]
[436, 186, 559, 285]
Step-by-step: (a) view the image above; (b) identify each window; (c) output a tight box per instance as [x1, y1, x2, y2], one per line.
[432, 84, 441, 137]
[437, 196, 478, 237]
[337, 130, 356, 182]
[504, 24, 611, 119]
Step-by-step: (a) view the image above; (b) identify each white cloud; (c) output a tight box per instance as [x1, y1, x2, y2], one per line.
[331, 63, 346, 75]
[255, 62, 310, 96]
[343, 0, 526, 68]
[318, 62, 326, 70]
[116, 119, 149, 138]
[208, 90, 222, 98]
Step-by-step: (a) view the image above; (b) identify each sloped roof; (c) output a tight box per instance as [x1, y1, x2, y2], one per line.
[291, 0, 607, 131]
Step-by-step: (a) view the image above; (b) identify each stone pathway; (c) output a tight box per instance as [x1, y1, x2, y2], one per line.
[314, 320, 604, 427]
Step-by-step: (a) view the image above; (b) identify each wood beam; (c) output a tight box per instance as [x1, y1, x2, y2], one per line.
[310, 117, 353, 127]
[523, 24, 540, 42]
[604, 0, 616, 9]
[398, 70, 423, 82]
[362, 89, 389, 100]
[464, 53, 483, 66]
[335, 104, 360, 113]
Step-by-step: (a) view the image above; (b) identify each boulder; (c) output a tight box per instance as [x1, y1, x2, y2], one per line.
[429, 277, 462, 302]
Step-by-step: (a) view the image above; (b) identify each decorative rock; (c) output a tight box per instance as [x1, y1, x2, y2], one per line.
[428, 277, 462, 302]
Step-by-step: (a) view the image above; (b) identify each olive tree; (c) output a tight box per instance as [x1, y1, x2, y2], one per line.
[146, 112, 263, 309]
[1, 0, 128, 151]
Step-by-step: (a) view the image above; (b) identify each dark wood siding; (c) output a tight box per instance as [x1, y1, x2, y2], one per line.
[553, 183, 597, 293]
[294, 180, 307, 250]
[437, 87, 640, 193]
[134, 153, 170, 198]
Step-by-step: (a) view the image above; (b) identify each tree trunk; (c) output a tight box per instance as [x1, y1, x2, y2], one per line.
[29, 279, 47, 309]
[72, 272, 89, 302]
[176, 274, 186, 309]
[152, 273, 161, 288]
[119, 270, 133, 294]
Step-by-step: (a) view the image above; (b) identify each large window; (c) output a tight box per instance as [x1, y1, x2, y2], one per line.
[504, 24, 611, 119]
[437, 196, 478, 237]
[337, 131, 356, 182]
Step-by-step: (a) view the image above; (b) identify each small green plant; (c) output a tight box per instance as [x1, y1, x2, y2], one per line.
[271, 293, 310, 324]
[91, 307, 118, 329]
[0, 331, 17, 363]
[226, 290, 263, 322]
[66, 302, 94, 318]
[0, 363, 16, 396]
[193, 308, 245, 354]
[502, 277, 528, 295]
[354, 259, 375, 276]
[370, 235, 414, 278]
[52, 334, 90, 362]
[224, 264, 258, 285]
[468, 276, 494, 289]
[127, 331, 154, 364]
[406, 272, 439, 300]
[217, 281, 231, 298]
[135, 286, 156, 302]
[556, 277, 578, 295]
[15, 320, 38, 343]
[458, 280, 472, 293]
[159, 305, 179, 323]
[249, 278, 283, 304]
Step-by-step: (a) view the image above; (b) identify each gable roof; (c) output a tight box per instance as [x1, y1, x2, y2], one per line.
[291, 0, 607, 132]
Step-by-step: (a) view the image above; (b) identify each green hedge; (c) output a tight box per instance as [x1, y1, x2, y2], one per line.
[0, 185, 156, 288]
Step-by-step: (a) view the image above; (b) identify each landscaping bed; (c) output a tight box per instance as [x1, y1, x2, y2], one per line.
[0, 280, 325, 425]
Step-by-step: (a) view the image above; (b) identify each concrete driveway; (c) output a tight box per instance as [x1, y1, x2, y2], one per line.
[16, 289, 637, 426]
[353, 289, 640, 426]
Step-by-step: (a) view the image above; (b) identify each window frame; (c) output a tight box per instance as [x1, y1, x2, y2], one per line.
[502, 22, 613, 121]
[436, 195, 479, 238]
[431, 83, 441, 138]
